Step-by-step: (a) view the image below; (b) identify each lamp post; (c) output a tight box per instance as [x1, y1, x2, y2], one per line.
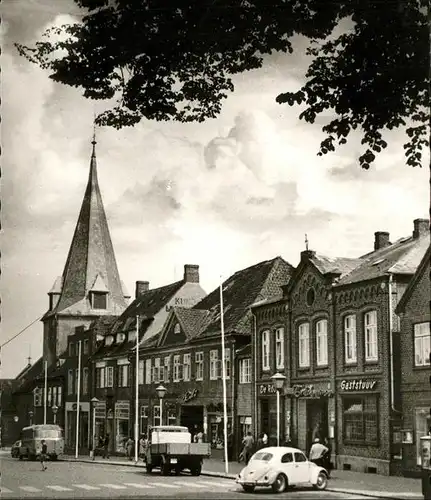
[155, 385, 167, 426]
[52, 404, 58, 425]
[271, 373, 286, 447]
[28, 410, 34, 426]
[91, 397, 99, 458]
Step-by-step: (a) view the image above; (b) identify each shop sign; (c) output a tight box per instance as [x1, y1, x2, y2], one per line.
[340, 379, 377, 391]
[115, 402, 130, 419]
[182, 388, 199, 403]
[259, 384, 277, 395]
[286, 385, 334, 398]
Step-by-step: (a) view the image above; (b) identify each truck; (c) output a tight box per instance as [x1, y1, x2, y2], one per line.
[145, 425, 211, 476]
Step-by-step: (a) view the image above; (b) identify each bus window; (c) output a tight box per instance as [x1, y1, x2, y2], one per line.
[34, 429, 63, 439]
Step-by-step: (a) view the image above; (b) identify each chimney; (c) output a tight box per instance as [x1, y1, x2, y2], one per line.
[135, 281, 149, 298]
[374, 231, 391, 250]
[300, 250, 316, 261]
[413, 219, 429, 239]
[184, 264, 199, 283]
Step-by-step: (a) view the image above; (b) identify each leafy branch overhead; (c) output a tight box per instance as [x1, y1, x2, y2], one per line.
[16, 0, 429, 169]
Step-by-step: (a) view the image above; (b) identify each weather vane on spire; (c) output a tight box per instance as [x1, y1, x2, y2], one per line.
[92, 110, 97, 146]
[305, 233, 309, 251]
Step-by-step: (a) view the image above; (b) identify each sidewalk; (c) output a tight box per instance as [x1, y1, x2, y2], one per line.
[62, 453, 424, 499]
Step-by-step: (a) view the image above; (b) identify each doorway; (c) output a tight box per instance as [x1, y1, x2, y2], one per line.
[306, 399, 328, 452]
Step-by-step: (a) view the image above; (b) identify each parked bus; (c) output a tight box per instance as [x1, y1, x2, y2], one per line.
[19, 425, 64, 461]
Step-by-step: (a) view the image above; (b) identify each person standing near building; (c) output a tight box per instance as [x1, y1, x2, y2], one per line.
[102, 434, 110, 459]
[126, 437, 134, 460]
[322, 437, 332, 477]
[262, 432, 268, 446]
[309, 437, 328, 467]
[40, 440, 47, 471]
[241, 432, 255, 465]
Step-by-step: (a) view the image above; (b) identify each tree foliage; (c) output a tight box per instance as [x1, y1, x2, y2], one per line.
[16, 0, 429, 169]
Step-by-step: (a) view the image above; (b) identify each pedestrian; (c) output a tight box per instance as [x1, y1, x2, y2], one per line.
[262, 432, 268, 446]
[308, 437, 328, 467]
[102, 434, 110, 459]
[40, 439, 47, 471]
[256, 433, 264, 451]
[126, 437, 134, 460]
[241, 432, 255, 465]
[322, 437, 332, 477]
[227, 431, 234, 461]
[139, 435, 147, 461]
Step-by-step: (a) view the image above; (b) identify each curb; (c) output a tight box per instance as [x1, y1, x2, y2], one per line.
[62, 458, 423, 499]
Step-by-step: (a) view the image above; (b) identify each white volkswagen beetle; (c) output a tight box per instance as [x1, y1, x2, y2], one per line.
[236, 446, 329, 493]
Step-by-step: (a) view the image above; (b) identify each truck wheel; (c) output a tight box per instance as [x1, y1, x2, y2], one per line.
[146, 464, 153, 473]
[191, 464, 202, 476]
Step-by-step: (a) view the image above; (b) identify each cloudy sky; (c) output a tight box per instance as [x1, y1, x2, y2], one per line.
[1, 0, 429, 378]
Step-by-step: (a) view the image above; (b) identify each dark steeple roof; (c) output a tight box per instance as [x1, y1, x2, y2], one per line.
[44, 136, 127, 318]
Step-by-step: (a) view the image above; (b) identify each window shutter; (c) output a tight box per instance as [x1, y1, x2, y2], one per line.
[178, 364, 183, 381]
[159, 366, 165, 383]
[151, 366, 155, 383]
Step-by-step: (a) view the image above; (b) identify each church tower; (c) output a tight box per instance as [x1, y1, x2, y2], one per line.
[42, 134, 129, 368]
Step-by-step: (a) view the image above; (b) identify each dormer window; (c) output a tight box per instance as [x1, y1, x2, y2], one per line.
[116, 333, 126, 343]
[105, 335, 114, 346]
[91, 291, 107, 310]
[128, 330, 137, 342]
[174, 323, 181, 334]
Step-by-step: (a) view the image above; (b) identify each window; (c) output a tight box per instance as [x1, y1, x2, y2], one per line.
[82, 367, 89, 395]
[174, 323, 181, 334]
[69, 343, 74, 357]
[91, 291, 107, 310]
[34, 388, 42, 407]
[414, 322, 430, 366]
[47, 387, 52, 406]
[261, 330, 270, 371]
[153, 405, 161, 427]
[239, 358, 251, 384]
[140, 406, 148, 434]
[364, 310, 378, 361]
[416, 407, 431, 465]
[173, 355, 182, 382]
[281, 453, 293, 463]
[224, 348, 231, 379]
[298, 323, 310, 367]
[294, 452, 307, 463]
[210, 350, 219, 380]
[316, 320, 328, 366]
[96, 367, 105, 388]
[343, 395, 378, 445]
[168, 408, 176, 426]
[344, 315, 357, 363]
[275, 328, 284, 369]
[154, 358, 161, 383]
[183, 354, 191, 381]
[74, 369, 79, 394]
[106, 366, 114, 388]
[118, 365, 129, 387]
[68, 370, 74, 394]
[306, 288, 315, 306]
[195, 352, 204, 381]
[138, 360, 144, 385]
[83, 339, 89, 355]
[164, 356, 171, 382]
[57, 386, 62, 407]
[145, 359, 152, 384]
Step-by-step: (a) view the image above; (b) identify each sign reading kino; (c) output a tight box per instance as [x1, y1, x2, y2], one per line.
[340, 379, 377, 391]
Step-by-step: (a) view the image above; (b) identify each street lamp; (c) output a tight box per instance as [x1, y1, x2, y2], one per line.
[14, 416, 19, 423]
[28, 410, 34, 426]
[91, 397, 99, 458]
[271, 373, 286, 447]
[155, 385, 167, 426]
[52, 404, 58, 424]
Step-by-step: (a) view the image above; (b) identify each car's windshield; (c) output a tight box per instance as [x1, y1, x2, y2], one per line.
[251, 452, 273, 462]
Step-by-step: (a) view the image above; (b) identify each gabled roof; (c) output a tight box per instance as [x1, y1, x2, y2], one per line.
[189, 256, 294, 339]
[13, 357, 44, 394]
[154, 307, 210, 347]
[43, 138, 127, 319]
[310, 254, 363, 277]
[337, 234, 429, 286]
[395, 244, 431, 314]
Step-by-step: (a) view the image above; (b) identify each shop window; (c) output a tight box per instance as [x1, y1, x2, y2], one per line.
[298, 323, 310, 367]
[275, 328, 284, 369]
[261, 330, 270, 371]
[416, 407, 431, 465]
[414, 322, 430, 366]
[344, 315, 357, 363]
[195, 352, 204, 380]
[343, 395, 378, 445]
[210, 350, 219, 380]
[364, 310, 378, 361]
[239, 358, 251, 384]
[183, 353, 191, 381]
[316, 319, 328, 366]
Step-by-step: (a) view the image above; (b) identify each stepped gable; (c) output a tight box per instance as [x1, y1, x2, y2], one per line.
[44, 136, 127, 318]
[191, 256, 294, 339]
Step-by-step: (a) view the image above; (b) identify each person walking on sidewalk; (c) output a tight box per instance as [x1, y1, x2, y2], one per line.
[322, 438, 332, 477]
[309, 437, 328, 467]
[241, 432, 255, 465]
[126, 437, 134, 460]
[102, 434, 110, 459]
[40, 440, 48, 471]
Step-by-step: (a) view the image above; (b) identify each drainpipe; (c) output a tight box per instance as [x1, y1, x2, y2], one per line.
[231, 339, 236, 445]
[252, 312, 258, 440]
[388, 273, 399, 414]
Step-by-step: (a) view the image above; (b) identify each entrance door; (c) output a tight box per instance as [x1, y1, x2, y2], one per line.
[180, 406, 204, 435]
[306, 400, 328, 452]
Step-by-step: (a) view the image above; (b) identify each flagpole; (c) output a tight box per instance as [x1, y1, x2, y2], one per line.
[220, 276, 229, 475]
[75, 340, 82, 459]
[135, 315, 139, 463]
[43, 361, 48, 424]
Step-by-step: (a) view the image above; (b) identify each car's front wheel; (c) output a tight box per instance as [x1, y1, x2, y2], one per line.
[313, 472, 328, 490]
[271, 474, 287, 493]
[242, 485, 255, 493]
